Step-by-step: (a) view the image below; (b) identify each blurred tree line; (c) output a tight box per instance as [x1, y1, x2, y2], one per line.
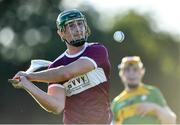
[0, 0, 179, 123]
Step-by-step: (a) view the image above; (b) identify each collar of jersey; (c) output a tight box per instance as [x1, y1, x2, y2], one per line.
[65, 42, 88, 58]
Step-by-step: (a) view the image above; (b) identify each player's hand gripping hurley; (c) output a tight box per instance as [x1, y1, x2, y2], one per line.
[8, 59, 52, 88]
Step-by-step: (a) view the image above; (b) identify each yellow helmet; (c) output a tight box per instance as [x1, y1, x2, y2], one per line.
[118, 56, 143, 69]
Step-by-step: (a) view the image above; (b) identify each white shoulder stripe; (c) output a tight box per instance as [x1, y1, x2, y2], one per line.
[48, 84, 65, 89]
[65, 42, 88, 58]
[80, 56, 98, 68]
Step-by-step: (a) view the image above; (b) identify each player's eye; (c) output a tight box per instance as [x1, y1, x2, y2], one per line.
[124, 67, 130, 72]
[77, 21, 84, 26]
[68, 23, 75, 28]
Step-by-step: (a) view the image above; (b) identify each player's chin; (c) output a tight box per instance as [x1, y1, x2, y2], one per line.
[127, 83, 139, 89]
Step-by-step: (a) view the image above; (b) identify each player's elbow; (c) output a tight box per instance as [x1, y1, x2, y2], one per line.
[49, 97, 65, 115]
[160, 110, 177, 124]
[64, 72, 74, 80]
[59, 71, 74, 81]
[55, 67, 74, 81]
[52, 102, 65, 115]
[164, 114, 176, 124]
[166, 108, 177, 124]
[169, 112, 177, 124]
[53, 108, 63, 115]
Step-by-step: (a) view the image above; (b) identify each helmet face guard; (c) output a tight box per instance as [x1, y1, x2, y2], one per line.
[56, 9, 90, 47]
[65, 19, 87, 47]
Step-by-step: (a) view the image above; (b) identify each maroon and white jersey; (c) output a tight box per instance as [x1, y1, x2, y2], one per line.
[48, 42, 112, 124]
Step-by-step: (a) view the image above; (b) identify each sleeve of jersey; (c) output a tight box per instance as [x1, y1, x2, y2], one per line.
[111, 99, 118, 121]
[153, 88, 167, 106]
[47, 63, 65, 89]
[79, 44, 109, 69]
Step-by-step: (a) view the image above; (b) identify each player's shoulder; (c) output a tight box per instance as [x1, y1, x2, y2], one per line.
[87, 42, 107, 50]
[86, 42, 108, 55]
[49, 52, 66, 68]
[112, 96, 119, 105]
[112, 90, 126, 103]
[143, 84, 161, 93]
[54, 52, 66, 62]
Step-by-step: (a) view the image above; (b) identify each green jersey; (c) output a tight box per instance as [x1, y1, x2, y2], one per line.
[111, 84, 167, 124]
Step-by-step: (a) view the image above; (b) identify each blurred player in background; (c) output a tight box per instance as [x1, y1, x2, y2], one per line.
[12, 9, 112, 124]
[111, 56, 176, 124]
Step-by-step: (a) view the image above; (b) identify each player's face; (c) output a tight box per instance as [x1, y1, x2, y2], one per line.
[62, 20, 86, 43]
[120, 65, 145, 89]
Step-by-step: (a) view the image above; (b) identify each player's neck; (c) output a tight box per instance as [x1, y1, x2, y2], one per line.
[66, 44, 86, 55]
[125, 83, 143, 91]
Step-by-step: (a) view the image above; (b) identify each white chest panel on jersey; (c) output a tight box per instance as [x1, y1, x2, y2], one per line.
[63, 67, 107, 97]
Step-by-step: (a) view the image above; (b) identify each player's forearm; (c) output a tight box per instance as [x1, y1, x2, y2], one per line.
[154, 105, 176, 124]
[27, 66, 73, 83]
[23, 81, 65, 114]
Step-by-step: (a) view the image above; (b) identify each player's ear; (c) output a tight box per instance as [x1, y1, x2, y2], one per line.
[57, 29, 61, 35]
[119, 70, 123, 77]
[57, 29, 64, 38]
[141, 68, 145, 76]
